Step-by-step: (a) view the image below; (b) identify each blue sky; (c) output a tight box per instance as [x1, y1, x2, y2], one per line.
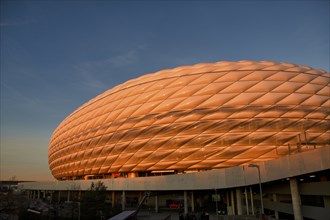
[1, 0, 329, 181]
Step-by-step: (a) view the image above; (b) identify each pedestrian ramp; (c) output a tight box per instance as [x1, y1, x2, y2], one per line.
[109, 210, 136, 220]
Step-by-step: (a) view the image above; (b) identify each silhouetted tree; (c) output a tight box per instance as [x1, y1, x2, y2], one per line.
[80, 181, 107, 220]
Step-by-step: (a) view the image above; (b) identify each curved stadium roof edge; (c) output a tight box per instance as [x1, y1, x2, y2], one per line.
[56, 60, 329, 126]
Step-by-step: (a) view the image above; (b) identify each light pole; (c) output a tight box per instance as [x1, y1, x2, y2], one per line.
[214, 189, 219, 215]
[248, 164, 264, 214]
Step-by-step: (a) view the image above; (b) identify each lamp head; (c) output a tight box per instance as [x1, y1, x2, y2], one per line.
[248, 164, 259, 168]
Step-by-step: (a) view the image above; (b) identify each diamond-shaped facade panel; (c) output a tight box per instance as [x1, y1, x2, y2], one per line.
[48, 60, 330, 180]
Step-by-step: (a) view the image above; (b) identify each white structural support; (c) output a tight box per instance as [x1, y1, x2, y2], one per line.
[58, 191, 61, 202]
[184, 190, 188, 215]
[230, 190, 235, 215]
[273, 193, 279, 219]
[236, 188, 242, 215]
[155, 194, 159, 213]
[122, 191, 125, 211]
[112, 191, 115, 208]
[245, 187, 249, 215]
[290, 178, 303, 220]
[191, 191, 195, 212]
[250, 187, 254, 215]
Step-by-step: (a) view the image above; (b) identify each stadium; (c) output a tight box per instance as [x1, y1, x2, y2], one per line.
[21, 60, 330, 219]
[48, 60, 329, 180]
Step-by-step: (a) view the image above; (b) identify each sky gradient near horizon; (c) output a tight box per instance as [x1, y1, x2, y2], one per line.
[1, 0, 329, 181]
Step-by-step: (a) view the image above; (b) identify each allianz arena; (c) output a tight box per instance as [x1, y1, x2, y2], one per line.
[48, 60, 330, 180]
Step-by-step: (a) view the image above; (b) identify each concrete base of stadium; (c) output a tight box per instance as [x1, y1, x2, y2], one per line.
[20, 146, 330, 219]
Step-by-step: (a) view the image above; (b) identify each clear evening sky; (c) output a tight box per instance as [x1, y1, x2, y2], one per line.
[1, 0, 329, 181]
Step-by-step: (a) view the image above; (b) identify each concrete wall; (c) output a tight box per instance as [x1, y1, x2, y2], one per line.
[19, 146, 330, 191]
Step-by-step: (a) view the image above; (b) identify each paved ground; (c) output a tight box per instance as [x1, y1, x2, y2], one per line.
[136, 210, 236, 220]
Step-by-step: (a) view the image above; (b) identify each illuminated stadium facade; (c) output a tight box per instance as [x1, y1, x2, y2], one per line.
[48, 60, 329, 180]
